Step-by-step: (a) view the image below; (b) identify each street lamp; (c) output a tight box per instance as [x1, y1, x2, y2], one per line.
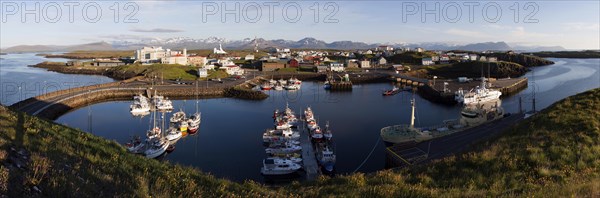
[433, 76, 438, 87]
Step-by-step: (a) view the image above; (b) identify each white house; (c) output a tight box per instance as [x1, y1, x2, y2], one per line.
[329, 63, 345, 72]
[415, 47, 424, 52]
[359, 60, 371, 68]
[422, 58, 434, 66]
[245, 54, 255, 60]
[377, 57, 387, 66]
[469, 54, 478, 61]
[203, 64, 216, 70]
[198, 68, 208, 78]
[219, 65, 244, 75]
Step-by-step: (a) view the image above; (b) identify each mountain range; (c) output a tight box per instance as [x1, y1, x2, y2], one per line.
[2, 37, 566, 53]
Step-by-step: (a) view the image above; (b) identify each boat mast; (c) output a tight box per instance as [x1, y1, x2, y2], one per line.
[410, 96, 416, 128]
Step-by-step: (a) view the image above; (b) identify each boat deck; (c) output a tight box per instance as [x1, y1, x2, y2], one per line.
[299, 121, 321, 181]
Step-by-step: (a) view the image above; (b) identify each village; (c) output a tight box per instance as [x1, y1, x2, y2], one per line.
[64, 43, 515, 81]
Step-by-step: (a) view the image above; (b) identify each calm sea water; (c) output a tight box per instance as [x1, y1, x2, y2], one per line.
[0, 53, 114, 105]
[3, 52, 598, 182]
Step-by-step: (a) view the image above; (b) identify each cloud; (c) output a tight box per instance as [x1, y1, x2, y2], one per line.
[98, 34, 157, 41]
[444, 28, 489, 38]
[130, 28, 184, 33]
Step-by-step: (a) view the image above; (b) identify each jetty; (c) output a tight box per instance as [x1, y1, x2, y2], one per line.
[299, 120, 321, 181]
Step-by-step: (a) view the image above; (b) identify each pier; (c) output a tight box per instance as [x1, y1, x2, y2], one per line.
[298, 120, 321, 181]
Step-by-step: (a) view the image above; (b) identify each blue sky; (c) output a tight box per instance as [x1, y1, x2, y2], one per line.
[1, 1, 599, 49]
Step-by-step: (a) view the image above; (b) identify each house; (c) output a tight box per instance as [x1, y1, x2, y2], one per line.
[377, 45, 393, 51]
[415, 47, 424, 52]
[469, 54, 478, 61]
[440, 55, 450, 64]
[377, 57, 387, 66]
[422, 58, 434, 66]
[219, 65, 244, 75]
[329, 63, 345, 72]
[197, 68, 208, 78]
[188, 56, 207, 66]
[346, 59, 359, 68]
[488, 57, 498, 62]
[245, 54, 255, 60]
[66, 60, 82, 66]
[261, 61, 286, 71]
[479, 56, 487, 62]
[392, 64, 405, 71]
[359, 60, 371, 68]
[431, 56, 440, 62]
[288, 59, 299, 68]
[203, 64, 216, 70]
[365, 50, 373, 55]
[323, 57, 331, 62]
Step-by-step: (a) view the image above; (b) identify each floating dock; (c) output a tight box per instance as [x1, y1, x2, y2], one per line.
[299, 120, 321, 181]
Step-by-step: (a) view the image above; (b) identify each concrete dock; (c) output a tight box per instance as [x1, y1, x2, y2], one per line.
[299, 121, 320, 181]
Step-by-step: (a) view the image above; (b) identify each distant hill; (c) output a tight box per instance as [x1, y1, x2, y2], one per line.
[4, 42, 115, 53]
[457, 42, 512, 51]
[3, 37, 567, 53]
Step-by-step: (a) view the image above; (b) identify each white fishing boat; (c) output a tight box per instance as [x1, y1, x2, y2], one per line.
[278, 79, 288, 85]
[146, 127, 161, 139]
[260, 158, 302, 176]
[153, 95, 174, 111]
[265, 143, 302, 154]
[275, 120, 292, 130]
[130, 94, 151, 113]
[145, 137, 169, 158]
[125, 136, 145, 154]
[455, 77, 502, 105]
[288, 77, 302, 85]
[263, 128, 300, 142]
[260, 82, 273, 90]
[187, 112, 201, 133]
[165, 127, 182, 141]
[170, 110, 186, 123]
[304, 107, 314, 121]
[263, 136, 301, 145]
[274, 84, 284, 91]
[284, 84, 300, 90]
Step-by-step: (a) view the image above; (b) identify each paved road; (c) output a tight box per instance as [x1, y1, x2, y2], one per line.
[414, 114, 524, 164]
[14, 77, 249, 116]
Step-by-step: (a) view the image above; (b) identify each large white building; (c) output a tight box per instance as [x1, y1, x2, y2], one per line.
[135, 47, 189, 65]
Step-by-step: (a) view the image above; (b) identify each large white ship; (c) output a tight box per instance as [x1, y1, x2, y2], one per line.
[455, 77, 502, 105]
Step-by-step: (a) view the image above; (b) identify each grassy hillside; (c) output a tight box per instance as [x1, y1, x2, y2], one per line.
[532, 51, 600, 59]
[425, 61, 528, 79]
[1, 88, 599, 197]
[110, 64, 200, 80]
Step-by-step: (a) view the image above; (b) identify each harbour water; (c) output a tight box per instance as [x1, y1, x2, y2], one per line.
[2, 53, 598, 182]
[0, 53, 114, 106]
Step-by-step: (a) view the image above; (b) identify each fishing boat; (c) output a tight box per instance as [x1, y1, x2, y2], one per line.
[455, 77, 502, 105]
[274, 83, 284, 91]
[130, 94, 151, 113]
[323, 81, 332, 90]
[269, 78, 277, 85]
[170, 110, 186, 123]
[260, 158, 302, 176]
[153, 95, 174, 111]
[265, 143, 302, 154]
[125, 136, 145, 154]
[261, 82, 273, 90]
[311, 126, 324, 140]
[187, 112, 201, 133]
[382, 87, 400, 96]
[165, 127, 182, 141]
[178, 120, 188, 132]
[145, 137, 169, 158]
[275, 120, 292, 130]
[323, 121, 333, 140]
[380, 97, 505, 145]
[278, 79, 288, 85]
[288, 77, 302, 85]
[146, 127, 161, 139]
[284, 84, 300, 90]
[304, 107, 314, 121]
[263, 128, 300, 142]
[316, 143, 336, 172]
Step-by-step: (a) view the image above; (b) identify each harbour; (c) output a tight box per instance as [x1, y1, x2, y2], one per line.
[1, 53, 598, 183]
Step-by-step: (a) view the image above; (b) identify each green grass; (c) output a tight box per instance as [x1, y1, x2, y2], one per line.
[1, 88, 599, 197]
[111, 64, 199, 81]
[207, 70, 229, 79]
[424, 61, 527, 79]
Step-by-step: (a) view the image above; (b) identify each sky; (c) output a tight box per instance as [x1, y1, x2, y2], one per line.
[0, 0, 599, 49]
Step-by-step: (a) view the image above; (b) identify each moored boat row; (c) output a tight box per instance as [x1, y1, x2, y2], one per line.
[260, 77, 302, 91]
[261, 104, 304, 177]
[303, 107, 337, 174]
